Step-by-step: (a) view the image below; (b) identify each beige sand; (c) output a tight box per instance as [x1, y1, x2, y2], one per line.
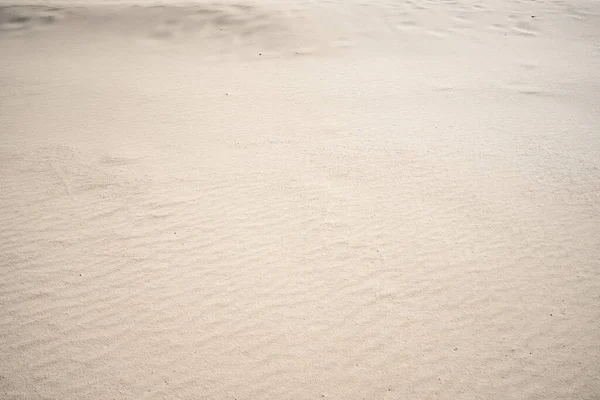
[1, 0, 599, 398]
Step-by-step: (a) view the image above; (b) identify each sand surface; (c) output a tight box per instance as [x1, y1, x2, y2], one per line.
[1, 0, 600, 399]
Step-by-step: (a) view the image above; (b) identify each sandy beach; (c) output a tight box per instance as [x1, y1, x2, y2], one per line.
[1, 0, 599, 398]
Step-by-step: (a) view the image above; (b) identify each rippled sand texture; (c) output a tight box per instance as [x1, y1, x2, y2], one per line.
[1, 0, 599, 399]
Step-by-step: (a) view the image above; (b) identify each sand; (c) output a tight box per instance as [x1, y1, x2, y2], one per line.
[1, 0, 599, 398]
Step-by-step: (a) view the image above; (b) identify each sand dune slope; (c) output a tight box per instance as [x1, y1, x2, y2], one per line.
[1, 0, 600, 399]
